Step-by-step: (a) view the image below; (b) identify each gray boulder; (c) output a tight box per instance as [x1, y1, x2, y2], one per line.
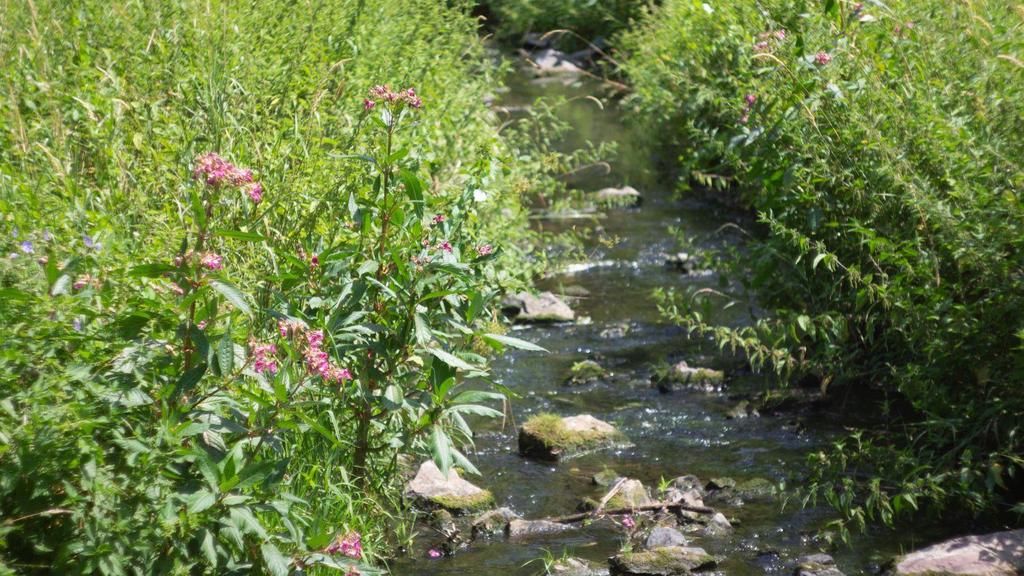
[655, 362, 725, 393]
[891, 529, 1024, 575]
[700, 513, 733, 537]
[519, 414, 628, 461]
[645, 527, 688, 550]
[551, 557, 608, 576]
[503, 291, 575, 323]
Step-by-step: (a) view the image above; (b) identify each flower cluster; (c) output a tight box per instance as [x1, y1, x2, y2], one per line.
[366, 85, 422, 109]
[324, 532, 362, 559]
[754, 29, 786, 53]
[476, 244, 493, 257]
[740, 93, 757, 124]
[200, 252, 224, 270]
[251, 342, 278, 375]
[815, 51, 833, 66]
[192, 152, 264, 204]
[304, 330, 352, 383]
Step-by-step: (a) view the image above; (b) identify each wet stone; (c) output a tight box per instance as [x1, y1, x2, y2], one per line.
[726, 399, 759, 419]
[404, 461, 494, 515]
[795, 553, 845, 576]
[670, 475, 704, 495]
[507, 519, 572, 539]
[645, 527, 688, 550]
[551, 557, 608, 576]
[519, 414, 627, 461]
[609, 546, 716, 575]
[529, 48, 584, 75]
[700, 513, 733, 537]
[735, 478, 774, 499]
[605, 478, 654, 509]
[596, 185, 642, 205]
[502, 291, 575, 323]
[471, 507, 520, 539]
[593, 468, 622, 487]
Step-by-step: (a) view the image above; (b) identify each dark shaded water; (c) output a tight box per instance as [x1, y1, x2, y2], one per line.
[392, 68, 938, 576]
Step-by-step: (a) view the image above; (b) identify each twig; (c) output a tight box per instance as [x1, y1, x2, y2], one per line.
[542, 501, 716, 524]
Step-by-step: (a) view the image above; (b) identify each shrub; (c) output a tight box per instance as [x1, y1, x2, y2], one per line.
[0, 0, 543, 572]
[480, 0, 651, 45]
[621, 0, 1024, 536]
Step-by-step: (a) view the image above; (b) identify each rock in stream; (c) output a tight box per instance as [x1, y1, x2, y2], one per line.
[519, 414, 628, 461]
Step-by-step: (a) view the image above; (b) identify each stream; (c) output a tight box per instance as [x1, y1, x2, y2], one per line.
[392, 64, 938, 576]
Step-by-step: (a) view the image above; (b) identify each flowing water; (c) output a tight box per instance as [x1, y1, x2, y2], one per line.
[392, 66, 941, 576]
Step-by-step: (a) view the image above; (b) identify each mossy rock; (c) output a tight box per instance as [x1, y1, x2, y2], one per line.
[654, 362, 724, 393]
[609, 546, 716, 575]
[735, 478, 774, 499]
[567, 360, 608, 386]
[519, 413, 628, 461]
[405, 460, 495, 515]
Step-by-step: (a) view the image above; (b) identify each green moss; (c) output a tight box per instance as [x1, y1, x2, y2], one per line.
[612, 547, 716, 574]
[522, 414, 613, 451]
[428, 490, 495, 514]
[567, 360, 607, 385]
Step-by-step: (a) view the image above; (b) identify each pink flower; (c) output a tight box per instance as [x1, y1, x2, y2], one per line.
[306, 329, 325, 348]
[815, 51, 832, 66]
[246, 182, 263, 204]
[428, 549, 442, 559]
[197, 320, 208, 330]
[278, 319, 304, 338]
[774, 29, 787, 40]
[432, 214, 445, 224]
[740, 114, 750, 124]
[363, 98, 376, 110]
[621, 515, 636, 529]
[476, 244, 493, 256]
[200, 252, 223, 270]
[369, 85, 390, 99]
[325, 532, 362, 559]
[438, 241, 452, 253]
[252, 342, 278, 375]
[754, 41, 770, 53]
[192, 152, 256, 188]
[169, 282, 185, 296]
[310, 254, 320, 270]
[745, 94, 757, 106]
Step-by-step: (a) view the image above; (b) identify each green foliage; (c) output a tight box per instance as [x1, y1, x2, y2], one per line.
[481, 0, 651, 44]
[623, 0, 1024, 532]
[0, 0, 544, 572]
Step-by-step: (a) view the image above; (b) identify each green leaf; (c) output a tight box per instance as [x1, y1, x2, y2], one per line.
[218, 336, 234, 375]
[261, 543, 290, 576]
[431, 425, 452, 476]
[426, 347, 476, 372]
[127, 263, 177, 277]
[201, 529, 218, 567]
[481, 333, 547, 353]
[187, 489, 217, 514]
[209, 280, 252, 316]
[214, 229, 268, 242]
[414, 314, 432, 345]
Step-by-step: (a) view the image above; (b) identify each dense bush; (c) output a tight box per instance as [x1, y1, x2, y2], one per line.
[0, 0, 543, 572]
[621, 0, 1024, 536]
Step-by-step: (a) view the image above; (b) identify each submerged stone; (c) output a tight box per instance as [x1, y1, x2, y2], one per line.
[502, 291, 575, 323]
[507, 518, 572, 539]
[404, 461, 494, 515]
[609, 546, 716, 575]
[593, 468, 622, 487]
[735, 478, 775, 499]
[530, 48, 584, 75]
[726, 399, 759, 419]
[795, 553, 845, 576]
[567, 359, 608, 386]
[654, 362, 725, 393]
[519, 414, 627, 461]
[891, 529, 1024, 575]
[551, 557, 608, 576]
[596, 186, 642, 205]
